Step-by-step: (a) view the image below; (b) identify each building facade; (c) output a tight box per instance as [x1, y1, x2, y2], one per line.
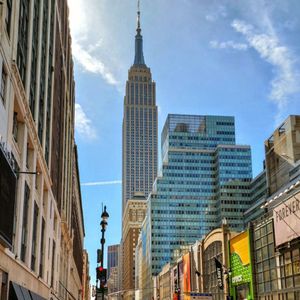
[265, 115, 300, 196]
[244, 170, 267, 225]
[122, 193, 147, 300]
[82, 250, 91, 300]
[122, 3, 158, 215]
[121, 3, 158, 296]
[245, 116, 300, 225]
[0, 1, 87, 299]
[139, 114, 252, 299]
[108, 245, 120, 280]
[142, 226, 237, 300]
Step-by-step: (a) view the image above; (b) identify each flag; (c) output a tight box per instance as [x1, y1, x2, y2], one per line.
[214, 257, 224, 290]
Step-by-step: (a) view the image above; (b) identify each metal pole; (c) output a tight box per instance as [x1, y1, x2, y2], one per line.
[101, 227, 105, 300]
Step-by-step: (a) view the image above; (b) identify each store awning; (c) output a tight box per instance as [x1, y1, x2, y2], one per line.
[10, 282, 46, 300]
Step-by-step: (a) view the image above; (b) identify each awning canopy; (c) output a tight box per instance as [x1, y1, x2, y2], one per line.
[10, 282, 46, 300]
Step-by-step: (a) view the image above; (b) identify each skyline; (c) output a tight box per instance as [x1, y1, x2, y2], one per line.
[67, 0, 300, 285]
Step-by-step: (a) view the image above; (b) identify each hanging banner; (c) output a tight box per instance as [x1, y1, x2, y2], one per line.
[183, 253, 191, 300]
[214, 257, 224, 290]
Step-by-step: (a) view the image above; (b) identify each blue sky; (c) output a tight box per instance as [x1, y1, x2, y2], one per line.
[68, 0, 300, 284]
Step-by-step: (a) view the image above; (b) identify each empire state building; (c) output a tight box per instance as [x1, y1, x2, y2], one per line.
[122, 3, 158, 215]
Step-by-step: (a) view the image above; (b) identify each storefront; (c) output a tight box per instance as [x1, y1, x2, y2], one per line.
[249, 178, 300, 300]
[229, 231, 254, 300]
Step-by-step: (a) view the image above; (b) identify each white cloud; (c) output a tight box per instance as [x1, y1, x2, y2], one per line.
[210, 40, 248, 51]
[72, 42, 118, 86]
[68, 0, 118, 87]
[75, 103, 97, 140]
[206, 5, 227, 22]
[81, 180, 122, 186]
[231, 19, 300, 110]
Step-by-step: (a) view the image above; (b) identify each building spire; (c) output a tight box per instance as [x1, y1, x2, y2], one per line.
[134, 0, 146, 66]
[137, 0, 141, 31]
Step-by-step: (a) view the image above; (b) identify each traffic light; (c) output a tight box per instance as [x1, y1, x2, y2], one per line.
[99, 284, 108, 294]
[96, 266, 107, 284]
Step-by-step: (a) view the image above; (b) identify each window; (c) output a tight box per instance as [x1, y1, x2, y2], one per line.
[51, 240, 56, 287]
[21, 182, 30, 262]
[0, 66, 7, 106]
[17, 0, 30, 86]
[0, 270, 8, 300]
[5, 0, 12, 37]
[39, 218, 45, 278]
[13, 112, 18, 142]
[31, 202, 39, 271]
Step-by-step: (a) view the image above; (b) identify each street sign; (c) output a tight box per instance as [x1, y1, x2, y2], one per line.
[190, 293, 213, 300]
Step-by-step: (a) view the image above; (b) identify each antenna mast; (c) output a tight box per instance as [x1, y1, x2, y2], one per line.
[137, 0, 141, 30]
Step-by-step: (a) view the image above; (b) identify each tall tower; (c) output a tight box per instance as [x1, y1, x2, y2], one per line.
[122, 1, 158, 214]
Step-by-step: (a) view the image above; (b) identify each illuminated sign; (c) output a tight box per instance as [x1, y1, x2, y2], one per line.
[273, 192, 300, 246]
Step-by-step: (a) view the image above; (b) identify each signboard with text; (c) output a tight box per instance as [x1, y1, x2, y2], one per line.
[273, 192, 300, 246]
[190, 293, 213, 300]
[229, 230, 254, 300]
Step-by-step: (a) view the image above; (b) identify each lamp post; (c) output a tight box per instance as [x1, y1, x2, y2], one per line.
[100, 206, 109, 300]
[224, 268, 232, 300]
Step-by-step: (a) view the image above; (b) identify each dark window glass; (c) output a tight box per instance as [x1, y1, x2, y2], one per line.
[0, 66, 7, 105]
[5, 0, 12, 37]
[39, 218, 45, 277]
[51, 240, 55, 287]
[0, 271, 8, 300]
[31, 202, 39, 271]
[21, 183, 30, 262]
[29, 0, 40, 117]
[17, 0, 29, 86]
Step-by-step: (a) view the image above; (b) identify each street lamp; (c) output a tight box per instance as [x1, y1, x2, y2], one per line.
[224, 268, 232, 300]
[100, 206, 109, 300]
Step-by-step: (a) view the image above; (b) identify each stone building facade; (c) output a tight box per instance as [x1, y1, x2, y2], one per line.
[0, 1, 87, 299]
[122, 194, 147, 300]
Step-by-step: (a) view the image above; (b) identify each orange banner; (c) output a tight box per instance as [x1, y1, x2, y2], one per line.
[183, 253, 191, 300]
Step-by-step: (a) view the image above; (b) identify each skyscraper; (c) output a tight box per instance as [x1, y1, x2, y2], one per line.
[139, 114, 252, 299]
[122, 1, 158, 215]
[108, 244, 120, 279]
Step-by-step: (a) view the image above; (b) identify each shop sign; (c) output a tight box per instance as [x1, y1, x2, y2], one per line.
[229, 231, 254, 300]
[190, 293, 212, 300]
[232, 275, 242, 284]
[273, 193, 300, 246]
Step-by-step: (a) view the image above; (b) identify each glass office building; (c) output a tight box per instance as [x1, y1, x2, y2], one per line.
[142, 114, 253, 281]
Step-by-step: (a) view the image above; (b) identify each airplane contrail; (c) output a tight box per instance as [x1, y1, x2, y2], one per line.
[81, 180, 122, 186]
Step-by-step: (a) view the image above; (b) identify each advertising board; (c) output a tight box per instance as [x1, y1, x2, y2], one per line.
[229, 230, 254, 300]
[273, 192, 300, 246]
